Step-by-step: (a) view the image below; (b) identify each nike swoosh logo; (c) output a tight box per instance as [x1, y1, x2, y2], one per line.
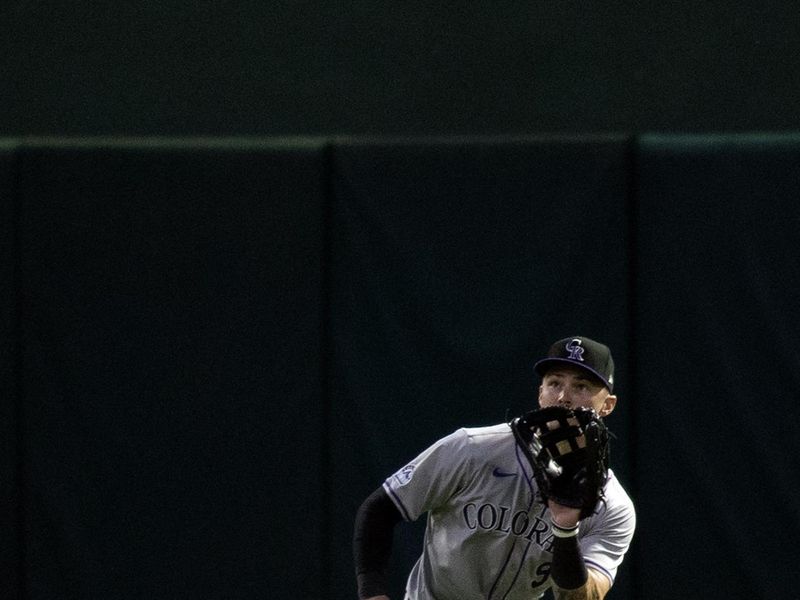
[492, 467, 518, 478]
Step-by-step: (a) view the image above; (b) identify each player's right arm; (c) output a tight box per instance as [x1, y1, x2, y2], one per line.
[353, 487, 403, 600]
[354, 429, 471, 599]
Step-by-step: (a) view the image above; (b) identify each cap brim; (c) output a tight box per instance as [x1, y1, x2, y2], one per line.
[534, 358, 613, 391]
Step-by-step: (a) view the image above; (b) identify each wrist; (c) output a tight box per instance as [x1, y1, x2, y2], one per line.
[550, 516, 580, 538]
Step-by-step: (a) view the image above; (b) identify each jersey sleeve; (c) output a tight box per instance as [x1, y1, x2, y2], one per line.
[578, 490, 636, 586]
[382, 428, 472, 522]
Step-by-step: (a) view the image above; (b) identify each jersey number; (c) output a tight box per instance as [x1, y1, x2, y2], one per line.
[530, 562, 551, 588]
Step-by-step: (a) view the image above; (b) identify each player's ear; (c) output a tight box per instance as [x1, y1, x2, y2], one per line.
[599, 394, 617, 417]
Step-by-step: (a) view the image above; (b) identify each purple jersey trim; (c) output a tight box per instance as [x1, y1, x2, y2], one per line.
[382, 480, 413, 522]
[583, 558, 614, 585]
[513, 442, 534, 483]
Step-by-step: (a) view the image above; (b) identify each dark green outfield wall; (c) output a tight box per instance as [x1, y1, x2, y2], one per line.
[1, 135, 799, 599]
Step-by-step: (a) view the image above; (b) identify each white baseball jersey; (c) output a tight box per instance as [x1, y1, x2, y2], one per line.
[383, 423, 636, 600]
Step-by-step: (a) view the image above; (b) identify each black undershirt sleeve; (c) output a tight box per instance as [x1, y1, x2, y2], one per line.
[353, 486, 403, 599]
[550, 534, 589, 590]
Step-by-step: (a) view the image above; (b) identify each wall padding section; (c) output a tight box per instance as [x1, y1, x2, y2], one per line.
[329, 138, 635, 599]
[16, 141, 327, 599]
[634, 135, 800, 599]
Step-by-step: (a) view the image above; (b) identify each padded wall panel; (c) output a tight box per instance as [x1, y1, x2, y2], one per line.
[635, 135, 800, 598]
[330, 137, 634, 599]
[16, 140, 326, 599]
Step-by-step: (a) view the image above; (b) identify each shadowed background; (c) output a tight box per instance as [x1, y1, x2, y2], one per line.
[2, 2, 799, 599]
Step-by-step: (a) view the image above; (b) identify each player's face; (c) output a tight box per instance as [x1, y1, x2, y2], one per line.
[538, 366, 617, 417]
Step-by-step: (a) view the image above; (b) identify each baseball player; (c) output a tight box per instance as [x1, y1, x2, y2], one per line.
[353, 336, 635, 600]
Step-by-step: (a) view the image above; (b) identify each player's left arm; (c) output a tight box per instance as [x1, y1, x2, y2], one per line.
[552, 568, 610, 600]
[548, 504, 612, 600]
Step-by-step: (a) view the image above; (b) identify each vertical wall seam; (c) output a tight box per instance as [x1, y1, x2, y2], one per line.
[319, 141, 335, 599]
[11, 141, 27, 600]
[624, 134, 641, 600]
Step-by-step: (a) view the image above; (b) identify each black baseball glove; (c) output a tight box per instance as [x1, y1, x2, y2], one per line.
[511, 406, 610, 520]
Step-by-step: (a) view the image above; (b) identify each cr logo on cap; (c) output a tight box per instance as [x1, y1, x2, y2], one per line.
[565, 338, 585, 362]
